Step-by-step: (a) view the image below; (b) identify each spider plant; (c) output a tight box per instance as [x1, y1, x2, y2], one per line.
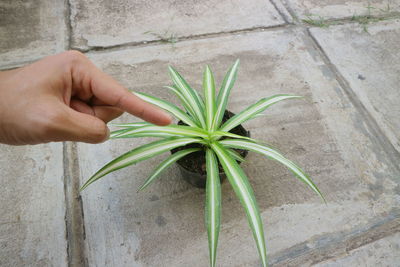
[81, 60, 324, 267]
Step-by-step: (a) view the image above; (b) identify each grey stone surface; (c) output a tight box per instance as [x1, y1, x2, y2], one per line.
[0, 0, 68, 70]
[69, 0, 285, 50]
[282, 0, 400, 20]
[0, 144, 67, 266]
[77, 28, 400, 266]
[315, 232, 400, 267]
[311, 19, 400, 153]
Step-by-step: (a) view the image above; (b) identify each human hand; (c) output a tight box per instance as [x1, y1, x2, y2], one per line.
[0, 51, 172, 145]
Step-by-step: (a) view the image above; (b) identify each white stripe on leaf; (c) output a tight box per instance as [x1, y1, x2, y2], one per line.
[205, 149, 221, 267]
[210, 142, 268, 267]
[80, 138, 200, 191]
[220, 139, 325, 201]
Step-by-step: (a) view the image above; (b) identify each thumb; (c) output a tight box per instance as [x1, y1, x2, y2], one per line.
[57, 107, 110, 143]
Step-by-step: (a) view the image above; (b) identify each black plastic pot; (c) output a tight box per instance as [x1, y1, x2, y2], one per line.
[171, 111, 250, 188]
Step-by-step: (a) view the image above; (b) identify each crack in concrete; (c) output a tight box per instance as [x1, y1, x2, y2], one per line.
[63, 142, 87, 267]
[301, 12, 400, 28]
[269, 0, 294, 24]
[75, 24, 293, 53]
[64, 0, 73, 51]
[278, 0, 300, 23]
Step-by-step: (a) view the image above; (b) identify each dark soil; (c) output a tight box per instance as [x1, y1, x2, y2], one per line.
[171, 110, 249, 176]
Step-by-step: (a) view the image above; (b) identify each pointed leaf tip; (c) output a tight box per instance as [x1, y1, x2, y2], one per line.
[211, 142, 268, 266]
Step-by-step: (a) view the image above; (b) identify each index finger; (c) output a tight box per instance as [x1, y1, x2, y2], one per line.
[71, 53, 172, 126]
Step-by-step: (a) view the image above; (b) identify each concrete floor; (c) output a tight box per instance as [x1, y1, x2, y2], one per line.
[1, 1, 399, 266]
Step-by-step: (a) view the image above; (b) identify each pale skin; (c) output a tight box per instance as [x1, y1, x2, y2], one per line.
[0, 51, 172, 145]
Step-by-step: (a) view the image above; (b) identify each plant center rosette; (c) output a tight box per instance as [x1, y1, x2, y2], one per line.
[171, 110, 249, 188]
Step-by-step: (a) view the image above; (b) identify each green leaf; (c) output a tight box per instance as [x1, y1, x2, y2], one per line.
[220, 95, 302, 132]
[80, 138, 200, 191]
[220, 139, 325, 202]
[203, 65, 216, 130]
[212, 59, 240, 130]
[164, 85, 198, 122]
[110, 128, 133, 138]
[138, 148, 201, 191]
[134, 91, 199, 127]
[168, 66, 206, 128]
[205, 149, 221, 267]
[113, 125, 209, 139]
[211, 131, 253, 141]
[110, 122, 152, 128]
[111, 132, 177, 139]
[250, 113, 267, 119]
[227, 148, 246, 163]
[110, 122, 154, 138]
[210, 142, 267, 267]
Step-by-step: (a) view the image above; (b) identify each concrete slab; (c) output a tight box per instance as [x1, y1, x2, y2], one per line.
[77, 28, 400, 266]
[0, 144, 67, 266]
[282, 0, 400, 20]
[69, 0, 285, 50]
[315, 232, 400, 267]
[310, 20, 400, 153]
[0, 0, 68, 70]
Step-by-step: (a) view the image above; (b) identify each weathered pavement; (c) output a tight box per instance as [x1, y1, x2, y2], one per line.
[1, 1, 399, 266]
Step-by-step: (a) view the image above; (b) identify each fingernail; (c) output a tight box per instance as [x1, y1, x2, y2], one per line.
[162, 112, 173, 125]
[165, 113, 172, 122]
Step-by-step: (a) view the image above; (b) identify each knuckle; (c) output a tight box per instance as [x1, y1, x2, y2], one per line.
[88, 121, 108, 143]
[63, 50, 87, 65]
[137, 106, 146, 119]
[115, 93, 127, 108]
